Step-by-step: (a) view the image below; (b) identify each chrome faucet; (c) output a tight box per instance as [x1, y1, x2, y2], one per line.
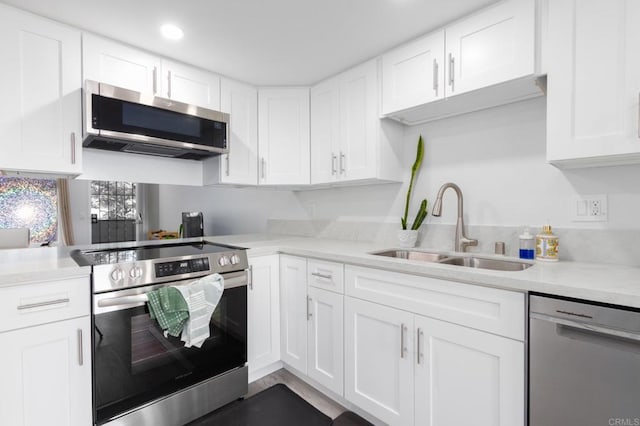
[432, 182, 478, 252]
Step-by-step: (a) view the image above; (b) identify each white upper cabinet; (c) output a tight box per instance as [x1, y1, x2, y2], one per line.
[82, 33, 160, 94]
[546, 0, 640, 167]
[310, 79, 341, 184]
[220, 78, 258, 185]
[381, 0, 541, 125]
[445, 0, 535, 96]
[0, 5, 82, 175]
[258, 88, 310, 185]
[161, 60, 221, 110]
[381, 31, 445, 114]
[310, 60, 404, 185]
[204, 78, 258, 185]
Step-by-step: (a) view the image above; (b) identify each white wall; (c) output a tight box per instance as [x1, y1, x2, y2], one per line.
[157, 185, 309, 236]
[295, 97, 640, 231]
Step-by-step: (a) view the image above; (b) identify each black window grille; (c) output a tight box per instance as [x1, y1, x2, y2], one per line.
[90, 181, 137, 244]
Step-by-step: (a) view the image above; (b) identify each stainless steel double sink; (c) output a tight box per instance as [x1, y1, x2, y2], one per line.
[371, 249, 533, 271]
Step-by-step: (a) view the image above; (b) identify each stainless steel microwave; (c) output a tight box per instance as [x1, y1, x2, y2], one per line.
[83, 80, 229, 160]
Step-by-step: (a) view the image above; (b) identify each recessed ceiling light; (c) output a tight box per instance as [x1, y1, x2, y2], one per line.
[160, 24, 184, 41]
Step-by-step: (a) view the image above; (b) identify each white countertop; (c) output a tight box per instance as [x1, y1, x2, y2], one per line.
[209, 234, 640, 309]
[0, 246, 90, 286]
[1, 234, 639, 309]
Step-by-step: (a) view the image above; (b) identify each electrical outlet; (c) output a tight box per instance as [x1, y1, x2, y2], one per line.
[572, 195, 608, 222]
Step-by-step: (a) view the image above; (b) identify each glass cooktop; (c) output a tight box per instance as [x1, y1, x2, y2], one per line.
[78, 241, 241, 265]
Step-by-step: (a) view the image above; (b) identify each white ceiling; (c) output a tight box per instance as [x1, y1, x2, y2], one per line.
[2, 0, 498, 86]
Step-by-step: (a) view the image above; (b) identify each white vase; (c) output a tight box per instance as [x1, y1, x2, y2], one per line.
[397, 230, 419, 248]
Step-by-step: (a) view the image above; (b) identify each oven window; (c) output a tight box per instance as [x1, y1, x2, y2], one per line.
[94, 286, 246, 424]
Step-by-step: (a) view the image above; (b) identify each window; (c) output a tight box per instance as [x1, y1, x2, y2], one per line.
[90, 181, 137, 244]
[0, 177, 58, 244]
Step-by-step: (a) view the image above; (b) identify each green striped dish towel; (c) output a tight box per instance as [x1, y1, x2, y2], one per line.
[147, 286, 189, 337]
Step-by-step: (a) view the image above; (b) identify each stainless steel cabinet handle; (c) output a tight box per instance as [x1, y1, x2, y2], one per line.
[307, 296, 312, 320]
[339, 152, 345, 174]
[448, 53, 455, 91]
[433, 59, 439, 96]
[638, 93, 640, 138]
[225, 155, 230, 177]
[417, 328, 424, 364]
[17, 298, 70, 310]
[331, 153, 337, 175]
[400, 323, 407, 358]
[248, 265, 253, 290]
[152, 66, 158, 94]
[77, 329, 83, 366]
[70, 133, 76, 165]
[311, 272, 332, 280]
[260, 158, 266, 180]
[167, 70, 172, 98]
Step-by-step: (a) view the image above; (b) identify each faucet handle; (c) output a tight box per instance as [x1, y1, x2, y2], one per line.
[461, 237, 478, 251]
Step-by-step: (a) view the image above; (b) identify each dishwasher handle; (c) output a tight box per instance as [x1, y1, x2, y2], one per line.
[531, 312, 640, 343]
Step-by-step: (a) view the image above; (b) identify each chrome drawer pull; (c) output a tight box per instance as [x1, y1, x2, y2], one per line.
[417, 328, 424, 364]
[400, 323, 407, 358]
[77, 329, 83, 366]
[17, 298, 70, 310]
[311, 272, 332, 280]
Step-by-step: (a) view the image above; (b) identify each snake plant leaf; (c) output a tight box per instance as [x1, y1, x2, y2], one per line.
[402, 135, 425, 229]
[410, 199, 428, 230]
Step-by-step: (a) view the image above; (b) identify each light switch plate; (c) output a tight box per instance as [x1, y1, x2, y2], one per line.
[572, 194, 608, 222]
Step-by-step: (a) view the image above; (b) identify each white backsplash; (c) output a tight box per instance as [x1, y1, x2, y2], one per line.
[267, 219, 640, 267]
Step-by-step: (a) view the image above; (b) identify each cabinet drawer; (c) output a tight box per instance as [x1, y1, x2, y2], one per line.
[0, 277, 90, 332]
[307, 259, 344, 293]
[345, 265, 524, 340]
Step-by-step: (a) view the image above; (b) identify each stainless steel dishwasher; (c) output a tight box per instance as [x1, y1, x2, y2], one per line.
[529, 294, 640, 426]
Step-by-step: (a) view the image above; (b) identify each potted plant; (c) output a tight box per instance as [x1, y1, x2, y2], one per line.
[399, 135, 428, 248]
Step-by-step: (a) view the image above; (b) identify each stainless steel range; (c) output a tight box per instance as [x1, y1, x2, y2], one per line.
[71, 240, 249, 426]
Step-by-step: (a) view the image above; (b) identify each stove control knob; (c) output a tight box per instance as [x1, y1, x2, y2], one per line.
[129, 266, 143, 279]
[110, 268, 125, 282]
[230, 254, 241, 265]
[218, 256, 230, 267]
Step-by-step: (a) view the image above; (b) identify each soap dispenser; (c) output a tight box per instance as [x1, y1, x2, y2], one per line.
[518, 227, 535, 260]
[536, 224, 559, 262]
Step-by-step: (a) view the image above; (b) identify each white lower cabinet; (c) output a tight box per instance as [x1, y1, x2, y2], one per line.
[345, 296, 415, 426]
[307, 286, 344, 396]
[414, 315, 524, 426]
[0, 316, 92, 426]
[280, 255, 308, 373]
[345, 296, 524, 426]
[247, 255, 280, 379]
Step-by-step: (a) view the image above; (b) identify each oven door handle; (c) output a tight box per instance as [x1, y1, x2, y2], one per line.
[97, 270, 248, 309]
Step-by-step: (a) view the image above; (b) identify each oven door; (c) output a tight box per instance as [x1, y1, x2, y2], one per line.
[92, 272, 247, 424]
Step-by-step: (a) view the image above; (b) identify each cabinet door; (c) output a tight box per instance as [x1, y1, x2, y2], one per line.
[307, 286, 343, 396]
[414, 315, 524, 426]
[258, 88, 310, 185]
[82, 33, 160, 94]
[338, 60, 378, 181]
[162, 60, 221, 110]
[310, 78, 340, 184]
[0, 316, 92, 426]
[546, 0, 640, 166]
[344, 297, 414, 426]
[444, 0, 535, 96]
[219, 78, 258, 185]
[382, 30, 445, 114]
[0, 5, 81, 175]
[280, 255, 308, 373]
[248, 256, 280, 378]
